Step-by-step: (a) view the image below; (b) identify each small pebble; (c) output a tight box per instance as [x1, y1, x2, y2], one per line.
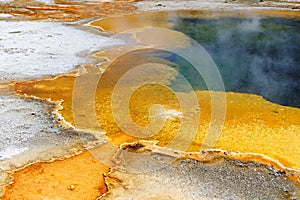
[69, 184, 75, 190]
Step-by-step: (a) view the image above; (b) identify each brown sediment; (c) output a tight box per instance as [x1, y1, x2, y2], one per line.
[0, 151, 109, 200]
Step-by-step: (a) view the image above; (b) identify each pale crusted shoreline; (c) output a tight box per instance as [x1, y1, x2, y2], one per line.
[100, 141, 300, 200]
[133, 0, 300, 12]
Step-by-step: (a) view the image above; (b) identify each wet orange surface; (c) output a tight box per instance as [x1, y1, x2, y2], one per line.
[1, 151, 109, 200]
[14, 48, 300, 170]
[0, 1, 135, 21]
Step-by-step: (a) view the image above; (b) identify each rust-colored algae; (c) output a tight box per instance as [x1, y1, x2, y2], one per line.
[14, 58, 300, 170]
[0, 1, 136, 21]
[1, 151, 109, 200]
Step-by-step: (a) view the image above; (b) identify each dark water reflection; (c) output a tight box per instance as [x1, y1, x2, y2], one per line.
[167, 17, 300, 108]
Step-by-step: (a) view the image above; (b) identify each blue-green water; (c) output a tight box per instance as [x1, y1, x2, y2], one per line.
[167, 17, 300, 108]
[107, 15, 300, 108]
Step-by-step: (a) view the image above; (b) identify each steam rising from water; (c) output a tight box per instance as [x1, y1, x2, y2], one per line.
[171, 17, 300, 108]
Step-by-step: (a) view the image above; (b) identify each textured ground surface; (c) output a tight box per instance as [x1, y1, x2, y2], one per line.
[102, 142, 300, 200]
[0, 0, 300, 199]
[0, 21, 123, 82]
[0, 94, 103, 196]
